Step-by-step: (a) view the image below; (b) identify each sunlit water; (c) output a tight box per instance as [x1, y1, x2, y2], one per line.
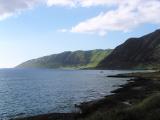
[0, 69, 138, 119]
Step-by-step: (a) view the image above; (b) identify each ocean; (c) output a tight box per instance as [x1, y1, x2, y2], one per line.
[0, 68, 135, 119]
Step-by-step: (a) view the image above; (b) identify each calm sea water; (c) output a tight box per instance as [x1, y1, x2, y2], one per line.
[0, 69, 136, 119]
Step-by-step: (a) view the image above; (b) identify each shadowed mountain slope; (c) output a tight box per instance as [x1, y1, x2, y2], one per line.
[98, 29, 160, 69]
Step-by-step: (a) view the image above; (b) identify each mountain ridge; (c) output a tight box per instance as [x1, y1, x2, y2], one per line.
[97, 29, 160, 69]
[17, 49, 112, 69]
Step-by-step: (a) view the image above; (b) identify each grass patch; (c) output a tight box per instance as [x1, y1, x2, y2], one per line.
[80, 93, 160, 120]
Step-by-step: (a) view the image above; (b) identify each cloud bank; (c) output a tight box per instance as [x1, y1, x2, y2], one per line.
[0, 0, 160, 36]
[70, 0, 160, 36]
[0, 0, 41, 20]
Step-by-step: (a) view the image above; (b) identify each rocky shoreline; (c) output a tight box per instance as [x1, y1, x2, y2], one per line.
[12, 71, 160, 120]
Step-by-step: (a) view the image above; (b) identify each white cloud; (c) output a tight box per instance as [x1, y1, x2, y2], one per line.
[0, 0, 41, 20]
[47, 0, 75, 7]
[58, 28, 68, 32]
[0, 13, 12, 21]
[78, 0, 118, 7]
[46, 0, 119, 7]
[0, 0, 160, 36]
[70, 0, 160, 36]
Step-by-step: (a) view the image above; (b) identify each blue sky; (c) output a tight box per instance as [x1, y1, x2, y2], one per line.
[0, 0, 160, 68]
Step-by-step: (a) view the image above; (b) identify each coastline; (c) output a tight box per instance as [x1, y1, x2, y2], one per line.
[11, 71, 160, 120]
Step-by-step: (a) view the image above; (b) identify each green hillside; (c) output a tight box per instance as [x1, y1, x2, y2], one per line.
[17, 49, 112, 69]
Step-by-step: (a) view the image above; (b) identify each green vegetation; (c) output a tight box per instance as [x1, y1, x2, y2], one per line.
[78, 71, 160, 120]
[80, 94, 160, 120]
[17, 49, 112, 69]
